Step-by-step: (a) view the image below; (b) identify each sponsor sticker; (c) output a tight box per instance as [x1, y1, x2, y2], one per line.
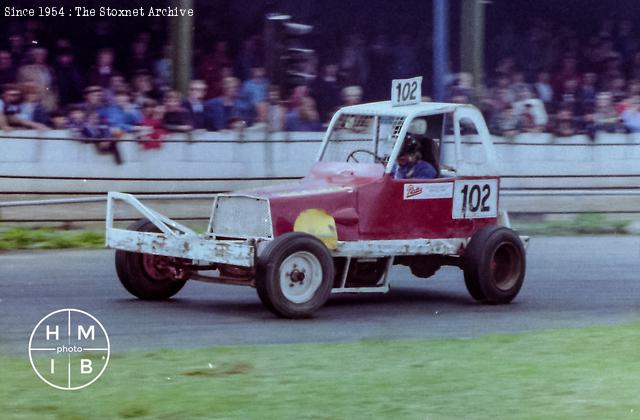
[403, 183, 453, 200]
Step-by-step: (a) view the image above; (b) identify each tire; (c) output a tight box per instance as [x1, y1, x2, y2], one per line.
[463, 225, 526, 304]
[115, 219, 187, 300]
[256, 232, 334, 318]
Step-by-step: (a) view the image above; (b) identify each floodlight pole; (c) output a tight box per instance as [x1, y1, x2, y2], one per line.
[461, 0, 486, 96]
[433, 0, 450, 101]
[171, 0, 194, 96]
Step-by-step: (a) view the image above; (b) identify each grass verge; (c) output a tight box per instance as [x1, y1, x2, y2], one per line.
[512, 213, 630, 236]
[2, 323, 639, 419]
[0, 213, 635, 251]
[0, 226, 104, 250]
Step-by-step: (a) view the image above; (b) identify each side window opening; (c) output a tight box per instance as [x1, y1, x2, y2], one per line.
[440, 112, 456, 176]
[460, 117, 480, 136]
[458, 116, 485, 165]
[392, 116, 443, 180]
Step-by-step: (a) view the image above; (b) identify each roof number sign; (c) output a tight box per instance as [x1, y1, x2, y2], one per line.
[391, 77, 422, 107]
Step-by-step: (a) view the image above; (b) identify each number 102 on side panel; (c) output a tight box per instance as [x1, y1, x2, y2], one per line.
[452, 179, 498, 219]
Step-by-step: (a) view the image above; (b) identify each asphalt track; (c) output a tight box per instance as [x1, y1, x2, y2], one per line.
[1, 236, 639, 355]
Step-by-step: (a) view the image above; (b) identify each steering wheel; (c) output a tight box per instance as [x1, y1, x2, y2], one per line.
[440, 163, 457, 173]
[346, 149, 385, 164]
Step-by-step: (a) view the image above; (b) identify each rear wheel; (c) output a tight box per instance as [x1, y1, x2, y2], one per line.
[463, 225, 526, 304]
[115, 219, 187, 300]
[256, 232, 334, 318]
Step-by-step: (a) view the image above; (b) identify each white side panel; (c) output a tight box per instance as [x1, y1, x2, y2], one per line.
[452, 179, 498, 219]
[453, 107, 498, 175]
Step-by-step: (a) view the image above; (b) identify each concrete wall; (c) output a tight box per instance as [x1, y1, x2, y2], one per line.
[1, 130, 640, 222]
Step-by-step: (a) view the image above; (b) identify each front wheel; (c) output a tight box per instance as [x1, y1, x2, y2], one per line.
[256, 232, 334, 318]
[463, 225, 526, 304]
[115, 219, 187, 300]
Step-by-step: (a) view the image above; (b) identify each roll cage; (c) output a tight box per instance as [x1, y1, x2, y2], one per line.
[317, 102, 498, 177]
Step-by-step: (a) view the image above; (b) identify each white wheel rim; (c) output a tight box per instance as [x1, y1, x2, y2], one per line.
[279, 251, 323, 304]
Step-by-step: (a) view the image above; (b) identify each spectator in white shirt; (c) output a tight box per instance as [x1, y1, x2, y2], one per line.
[534, 71, 553, 105]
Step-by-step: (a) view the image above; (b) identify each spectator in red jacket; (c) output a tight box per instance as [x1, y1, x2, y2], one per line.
[138, 99, 167, 149]
[552, 56, 581, 102]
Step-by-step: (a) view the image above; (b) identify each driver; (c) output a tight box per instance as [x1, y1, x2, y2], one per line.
[392, 135, 437, 179]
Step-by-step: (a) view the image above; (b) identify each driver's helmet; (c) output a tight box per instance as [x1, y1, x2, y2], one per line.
[400, 118, 428, 156]
[400, 135, 421, 156]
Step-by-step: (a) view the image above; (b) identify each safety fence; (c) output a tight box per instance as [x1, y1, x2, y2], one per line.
[1, 130, 640, 223]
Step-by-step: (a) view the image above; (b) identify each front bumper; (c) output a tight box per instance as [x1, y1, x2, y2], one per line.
[106, 192, 256, 267]
[106, 228, 255, 267]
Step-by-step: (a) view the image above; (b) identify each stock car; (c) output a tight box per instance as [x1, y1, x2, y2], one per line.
[105, 77, 528, 318]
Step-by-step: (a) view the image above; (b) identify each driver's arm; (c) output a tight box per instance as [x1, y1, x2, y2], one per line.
[414, 162, 437, 179]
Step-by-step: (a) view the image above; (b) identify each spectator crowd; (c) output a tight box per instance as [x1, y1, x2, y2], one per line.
[458, 18, 640, 138]
[0, 27, 353, 143]
[2, 15, 640, 148]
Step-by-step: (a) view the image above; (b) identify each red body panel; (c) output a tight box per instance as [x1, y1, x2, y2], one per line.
[245, 162, 499, 241]
[357, 176, 497, 240]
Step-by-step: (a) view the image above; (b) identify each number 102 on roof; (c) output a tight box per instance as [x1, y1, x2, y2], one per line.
[391, 76, 423, 107]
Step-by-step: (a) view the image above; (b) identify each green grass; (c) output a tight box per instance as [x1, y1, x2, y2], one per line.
[2, 324, 639, 419]
[0, 227, 104, 250]
[0, 213, 633, 251]
[513, 213, 631, 236]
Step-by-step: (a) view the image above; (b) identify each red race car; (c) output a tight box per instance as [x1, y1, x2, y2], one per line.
[106, 77, 528, 318]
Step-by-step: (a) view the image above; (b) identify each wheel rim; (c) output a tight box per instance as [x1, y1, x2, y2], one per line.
[490, 241, 522, 291]
[142, 254, 174, 281]
[279, 251, 323, 304]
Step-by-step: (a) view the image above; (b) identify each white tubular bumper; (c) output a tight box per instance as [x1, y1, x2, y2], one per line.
[105, 192, 255, 267]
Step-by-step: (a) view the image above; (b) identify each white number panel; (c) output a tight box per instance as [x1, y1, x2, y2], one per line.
[452, 179, 498, 219]
[391, 77, 422, 107]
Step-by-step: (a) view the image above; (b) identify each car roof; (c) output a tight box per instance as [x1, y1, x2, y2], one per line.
[338, 101, 475, 118]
